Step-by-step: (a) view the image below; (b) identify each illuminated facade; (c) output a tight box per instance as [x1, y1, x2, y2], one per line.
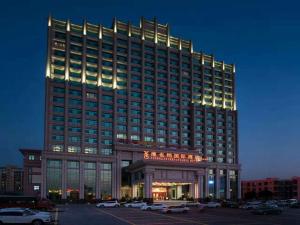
[41, 16, 241, 201]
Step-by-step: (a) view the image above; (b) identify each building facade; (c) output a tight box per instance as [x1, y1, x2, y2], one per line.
[242, 177, 300, 200]
[41, 16, 241, 201]
[0, 166, 23, 195]
[20, 149, 42, 197]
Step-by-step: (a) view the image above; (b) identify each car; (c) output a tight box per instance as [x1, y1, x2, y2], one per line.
[0, 208, 55, 225]
[161, 205, 190, 213]
[290, 202, 300, 208]
[96, 200, 120, 208]
[141, 203, 167, 211]
[240, 201, 262, 210]
[222, 201, 239, 208]
[124, 201, 147, 208]
[204, 202, 222, 208]
[181, 202, 201, 208]
[251, 205, 282, 215]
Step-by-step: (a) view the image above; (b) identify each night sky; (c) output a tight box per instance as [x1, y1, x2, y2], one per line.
[0, 0, 299, 179]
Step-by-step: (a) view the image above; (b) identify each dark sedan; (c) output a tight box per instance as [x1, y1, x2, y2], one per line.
[252, 205, 282, 215]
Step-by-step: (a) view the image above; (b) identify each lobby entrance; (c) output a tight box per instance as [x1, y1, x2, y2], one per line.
[152, 182, 191, 200]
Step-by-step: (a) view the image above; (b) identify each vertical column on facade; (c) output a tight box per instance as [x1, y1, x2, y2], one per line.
[61, 160, 67, 199]
[205, 168, 209, 197]
[232, 64, 236, 111]
[115, 152, 121, 199]
[201, 54, 207, 156]
[41, 156, 47, 198]
[153, 18, 158, 143]
[178, 39, 183, 147]
[198, 174, 204, 199]
[45, 16, 53, 152]
[226, 169, 231, 199]
[112, 18, 118, 150]
[215, 168, 220, 199]
[189, 183, 195, 198]
[144, 170, 153, 199]
[211, 55, 215, 108]
[64, 20, 71, 153]
[97, 24, 103, 155]
[81, 20, 87, 154]
[111, 161, 117, 199]
[166, 25, 171, 146]
[127, 22, 132, 143]
[79, 161, 85, 199]
[140, 17, 145, 142]
[190, 42, 195, 151]
[96, 162, 101, 199]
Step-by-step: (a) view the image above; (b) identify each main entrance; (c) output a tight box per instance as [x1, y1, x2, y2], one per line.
[152, 182, 191, 200]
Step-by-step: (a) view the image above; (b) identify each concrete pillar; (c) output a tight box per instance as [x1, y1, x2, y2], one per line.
[189, 183, 195, 198]
[79, 161, 85, 200]
[205, 169, 209, 197]
[111, 162, 117, 199]
[96, 162, 101, 199]
[226, 169, 231, 199]
[115, 154, 121, 199]
[197, 175, 204, 199]
[177, 185, 182, 199]
[41, 156, 47, 198]
[61, 160, 67, 199]
[144, 172, 153, 199]
[215, 168, 220, 199]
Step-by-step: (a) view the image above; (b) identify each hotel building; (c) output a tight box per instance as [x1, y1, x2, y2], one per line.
[41, 16, 241, 201]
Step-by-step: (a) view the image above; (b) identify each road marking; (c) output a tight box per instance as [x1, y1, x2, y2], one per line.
[145, 211, 208, 225]
[54, 208, 58, 225]
[97, 209, 137, 225]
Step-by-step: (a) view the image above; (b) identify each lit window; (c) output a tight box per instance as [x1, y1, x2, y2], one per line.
[52, 145, 63, 152]
[29, 155, 35, 161]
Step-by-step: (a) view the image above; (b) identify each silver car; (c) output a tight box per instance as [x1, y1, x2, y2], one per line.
[141, 203, 167, 211]
[161, 205, 190, 213]
[0, 208, 54, 225]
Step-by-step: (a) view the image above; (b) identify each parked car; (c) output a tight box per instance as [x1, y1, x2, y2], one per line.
[124, 201, 147, 208]
[161, 205, 190, 213]
[0, 208, 54, 225]
[181, 202, 202, 208]
[141, 203, 167, 211]
[222, 201, 239, 208]
[251, 205, 282, 215]
[96, 200, 120, 208]
[240, 201, 262, 210]
[204, 202, 222, 208]
[290, 202, 300, 208]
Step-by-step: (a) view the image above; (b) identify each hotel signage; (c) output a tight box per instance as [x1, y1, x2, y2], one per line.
[144, 151, 207, 163]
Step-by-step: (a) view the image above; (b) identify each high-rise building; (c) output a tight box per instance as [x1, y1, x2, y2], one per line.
[0, 166, 23, 194]
[41, 16, 240, 201]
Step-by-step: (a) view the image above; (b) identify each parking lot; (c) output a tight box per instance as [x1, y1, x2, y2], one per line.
[55, 204, 300, 225]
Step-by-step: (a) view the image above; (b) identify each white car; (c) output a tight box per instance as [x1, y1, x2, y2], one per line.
[96, 200, 120, 208]
[0, 208, 54, 225]
[141, 203, 167, 211]
[205, 202, 222, 208]
[124, 201, 147, 208]
[240, 201, 262, 210]
[161, 205, 190, 213]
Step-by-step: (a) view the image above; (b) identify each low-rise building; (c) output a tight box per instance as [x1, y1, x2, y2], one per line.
[242, 177, 300, 200]
[0, 165, 23, 194]
[19, 149, 42, 197]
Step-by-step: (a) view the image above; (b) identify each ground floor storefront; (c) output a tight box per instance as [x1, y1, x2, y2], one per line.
[41, 148, 241, 201]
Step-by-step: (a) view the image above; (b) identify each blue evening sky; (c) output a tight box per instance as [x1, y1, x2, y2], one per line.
[0, 0, 299, 179]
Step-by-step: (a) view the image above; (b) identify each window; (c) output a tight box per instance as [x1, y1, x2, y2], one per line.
[84, 147, 97, 154]
[52, 145, 63, 152]
[28, 155, 35, 161]
[68, 146, 81, 153]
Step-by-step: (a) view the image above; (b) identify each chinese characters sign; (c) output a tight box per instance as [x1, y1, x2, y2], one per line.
[143, 151, 207, 163]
